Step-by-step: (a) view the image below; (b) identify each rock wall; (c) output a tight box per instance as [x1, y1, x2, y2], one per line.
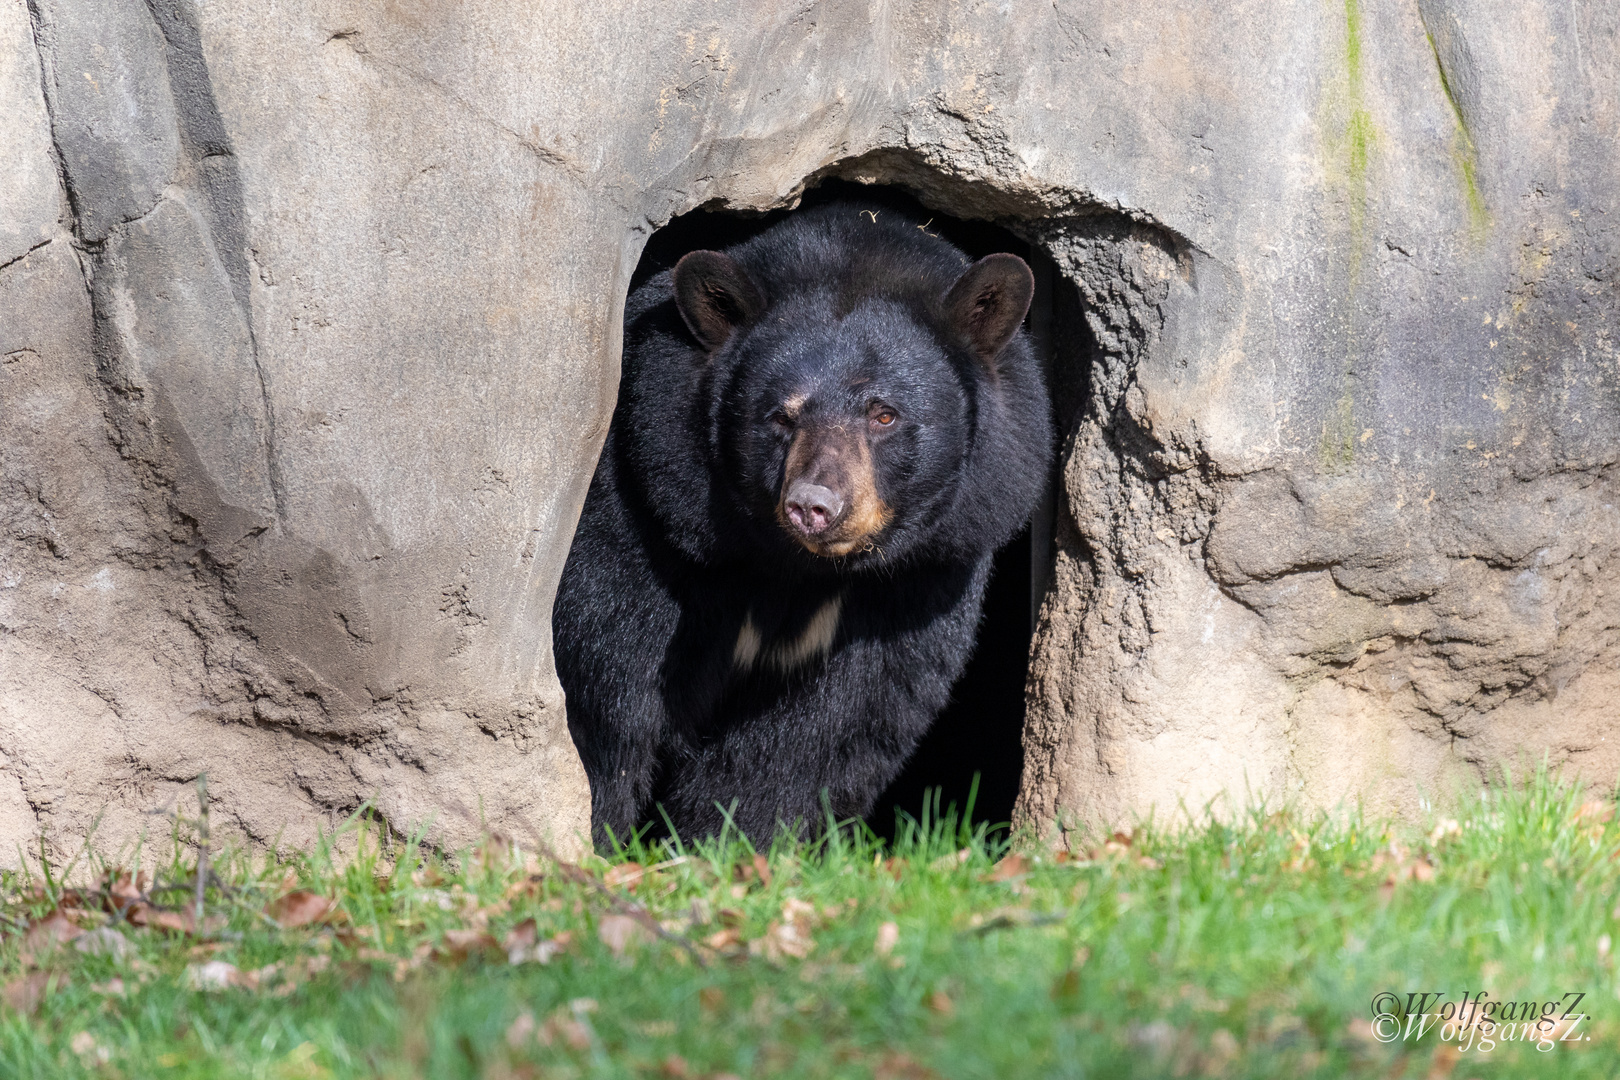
[0, 0, 1614, 858]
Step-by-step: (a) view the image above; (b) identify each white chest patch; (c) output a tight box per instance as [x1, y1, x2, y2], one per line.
[733, 594, 843, 673]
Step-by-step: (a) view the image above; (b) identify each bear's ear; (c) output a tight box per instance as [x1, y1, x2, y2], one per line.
[942, 253, 1035, 368]
[671, 250, 765, 352]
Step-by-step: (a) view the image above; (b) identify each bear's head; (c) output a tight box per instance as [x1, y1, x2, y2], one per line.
[623, 205, 1052, 574]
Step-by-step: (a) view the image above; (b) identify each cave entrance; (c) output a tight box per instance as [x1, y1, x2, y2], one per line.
[632, 179, 1083, 838]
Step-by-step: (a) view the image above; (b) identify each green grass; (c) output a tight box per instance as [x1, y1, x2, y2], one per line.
[3, 774, 1619, 1079]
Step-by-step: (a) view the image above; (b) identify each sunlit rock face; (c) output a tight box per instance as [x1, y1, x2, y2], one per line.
[0, 0, 1614, 858]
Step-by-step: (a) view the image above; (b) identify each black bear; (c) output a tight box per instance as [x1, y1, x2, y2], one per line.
[552, 202, 1053, 847]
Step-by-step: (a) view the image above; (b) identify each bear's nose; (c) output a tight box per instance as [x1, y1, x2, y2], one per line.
[785, 482, 845, 536]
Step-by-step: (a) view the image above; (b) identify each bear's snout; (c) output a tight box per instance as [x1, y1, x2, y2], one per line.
[784, 481, 846, 536]
[776, 425, 891, 557]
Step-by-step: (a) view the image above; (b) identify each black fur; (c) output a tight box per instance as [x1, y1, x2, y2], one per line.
[553, 203, 1053, 847]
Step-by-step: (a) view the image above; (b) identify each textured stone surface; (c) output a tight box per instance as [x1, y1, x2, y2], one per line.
[0, 0, 1615, 859]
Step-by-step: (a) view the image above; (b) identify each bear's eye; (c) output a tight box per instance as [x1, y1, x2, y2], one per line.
[768, 409, 794, 431]
[868, 404, 898, 428]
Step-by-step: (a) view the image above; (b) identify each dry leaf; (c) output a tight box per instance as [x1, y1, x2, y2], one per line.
[704, 927, 742, 951]
[393, 943, 433, 982]
[985, 854, 1031, 882]
[439, 928, 501, 962]
[1427, 1042, 1461, 1079]
[874, 1050, 940, 1080]
[1051, 969, 1080, 999]
[597, 913, 651, 956]
[267, 890, 336, 928]
[1428, 818, 1462, 844]
[507, 920, 572, 964]
[604, 863, 645, 891]
[659, 1053, 692, 1078]
[126, 903, 224, 936]
[506, 1009, 536, 1048]
[751, 854, 772, 887]
[538, 999, 598, 1051]
[750, 899, 818, 961]
[929, 849, 972, 873]
[874, 921, 899, 957]
[1575, 800, 1614, 823]
[2, 971, 51, 1015]
[927, 990, 954, 1015]
[185, 960, 253, 991]
[102, 870, 149, 918]
[70, 1031, 110, 1066]
[504, 874, 545, 901]
[22, 909, 83, 961]
[503, 918, 538, 951]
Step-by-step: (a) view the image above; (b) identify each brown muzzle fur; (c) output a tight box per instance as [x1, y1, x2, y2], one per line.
[777, 424, 891, 557]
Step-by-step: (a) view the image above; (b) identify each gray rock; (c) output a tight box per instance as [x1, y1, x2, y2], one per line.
[0, 0, 61, 265]
[29, 0, 180, 242]
[0, 0, 1614, 860]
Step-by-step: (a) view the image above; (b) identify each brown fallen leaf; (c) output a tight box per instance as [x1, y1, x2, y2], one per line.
[101, 870, 149, 918]
[750, 899, 817, 962]
[507, 921, 572, 964]
[21, 909, 83, 962]
[185, 960, 255, 991]
[2, 971, 52, 1015]
[875, 1050, 941, 1080]
[266, 890, 336, 928]
[731, 854, 773, 888]
[704, 927, 743, 952]
[70, 1030, 110, 1067]
[439, 928, 501, 962]
[506, 1009, 537, 1048]
[504, 873, 546, 901]
[659, 1053, 692, 1078]
[985, 854, 1031, 882]
[393, 943, 433, 982]
[538, 999, 598, 1051]
[927, 990, 954, 1015]
[503, 917, 538, 952]
[604, 863, 645, 891]
[874, 921, 899, 957]
[1574, 800, 1614, 826]
[597, 913, 651, 956]
[1427, 1042, 1461, 1080]
[1051, 968, 1080, 999]
[125, 903, 225, 936]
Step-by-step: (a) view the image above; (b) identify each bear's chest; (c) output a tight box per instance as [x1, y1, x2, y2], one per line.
[660, 577, 848, 727]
